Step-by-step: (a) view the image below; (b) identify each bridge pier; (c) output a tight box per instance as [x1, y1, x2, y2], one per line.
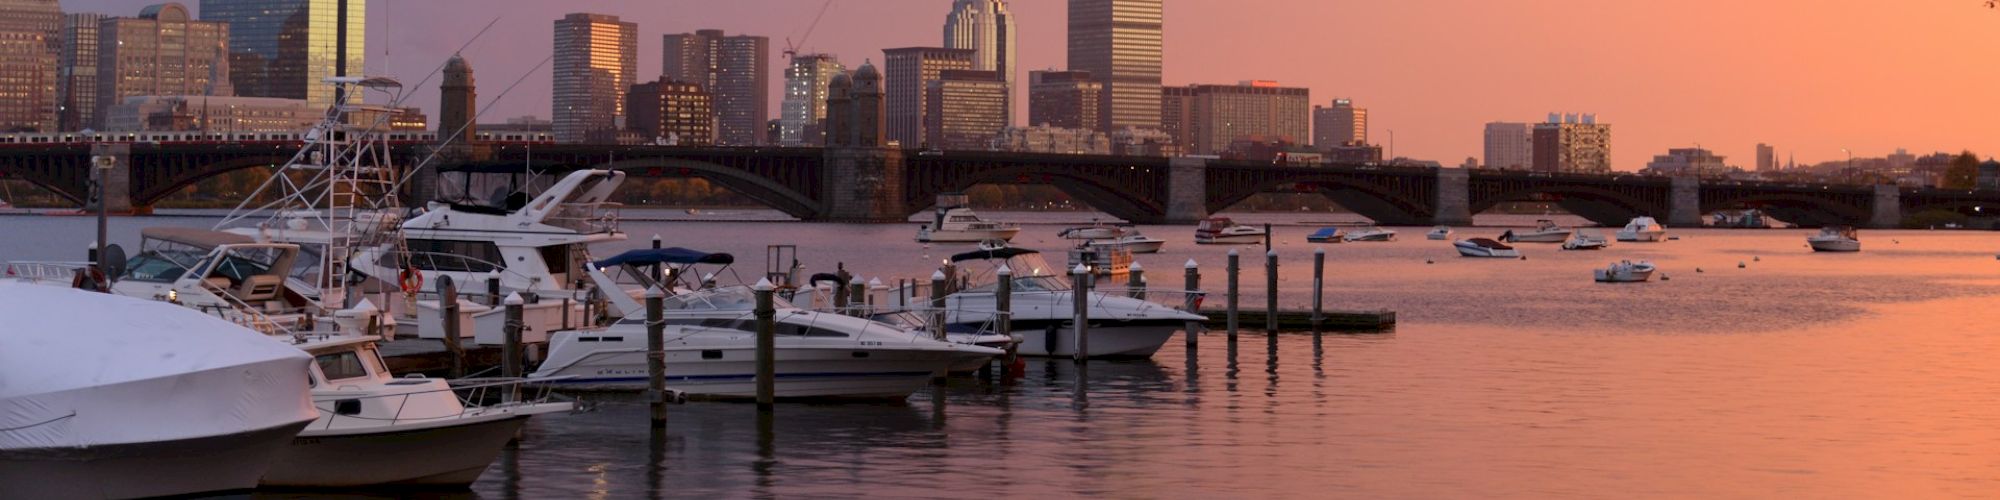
[1870, 185, 1901, 228]
[1431, 168, 1472, 226]
[820, 147, 907, 222]
[89, 143, 134, 214]
[1162, 157, 1208, 224]
[1668, 176, 1701, 227]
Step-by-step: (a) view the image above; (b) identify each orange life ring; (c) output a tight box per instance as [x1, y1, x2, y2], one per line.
[398, 266, 423, 294]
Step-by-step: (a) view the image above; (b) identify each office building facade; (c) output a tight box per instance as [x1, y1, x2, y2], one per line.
[57, 12, 102, 131]
[943, 0, 1015, 125]
[1181, 81, 1310, 156]
[552, 13, 637, 143]
[1756, 143, 1776, 172]
[1483, 122, 1533, 169]
[661, 29, 768, 146]
[883, 46, 973, 147]
[1312, 98, 1365, 147]
[1531, 114, 1611, 174]
[96, 4, 230, 130]
[924, 69, 1007, 150]
[200, 0, 362, 111]
[626, 78, 713, 146]
[0, 0, 60, 132]
[1027, 70, 1097, 129]
[1068, 0, 1161, 132]
[780, 53, 843, 146]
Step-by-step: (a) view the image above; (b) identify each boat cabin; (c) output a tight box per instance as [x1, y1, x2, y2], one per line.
[116, 227, 312, 314]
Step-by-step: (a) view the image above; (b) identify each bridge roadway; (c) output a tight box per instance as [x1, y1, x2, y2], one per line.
[3, 143, 1995, 228]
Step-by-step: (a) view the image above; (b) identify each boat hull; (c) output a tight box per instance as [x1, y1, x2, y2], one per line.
[1344, 234, 1395, 242]
[262, 415, 532, 488]
[1616, 231, 1668, 242]
[1808, 239, 1860, 252]
[1594, 269, 1655, 282]
[918, 227, 1021, 243]
[1506, 231, 1569, 243]
[1426, 233, 1450, 240]
[1196, 234, 1264, 244]
[1121, 239, 1166, 253]
[997, 320, 1184, 358]
[0, 421, 307, 499]
[535, 346, 956, 399]
[1455, 245, 1521, 258]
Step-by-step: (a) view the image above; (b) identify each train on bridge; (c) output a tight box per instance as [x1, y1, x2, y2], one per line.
[0, 130, 553, 146]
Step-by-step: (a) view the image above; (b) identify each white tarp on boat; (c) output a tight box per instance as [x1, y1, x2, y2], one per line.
[0, 282, 316, 451]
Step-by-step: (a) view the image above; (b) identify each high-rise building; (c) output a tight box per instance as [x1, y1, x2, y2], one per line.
[626, 78, 713, 146]
[102, 95, 317, 132]
[551, 13, 637, 144]
[438, 54, 475, 141]
[0, 0, 60, 132]
[1159, 84, 1193, 152]
[824, 61, 885, 147]
[1027, 70, 1098, 129]
[943, 0, 1015, 125]
[924, 69, 1008, 151]
[57, 13, 102, 131]
[96, 4, 230, 130]
[1531, 113, 1611, 174]
[661, 29, 769, 146]
[1312, 98, 1366, 148]
[1755, 143, 1776, 172]
[200, 0, 363, 112]
[1179, 81, 1310, 156]
[1483, 122, 1534, 169]
[990, 125, 1109, 154]
[780, 53, 844, 146]
[1069, 0, 1162, 132]
[883, 47, 973, 147]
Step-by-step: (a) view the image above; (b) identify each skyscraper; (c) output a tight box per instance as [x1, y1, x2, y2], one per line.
[924, 69, 1008, 150]
[552, 13, 637, 144]
[943, 0, 1015, 125]
[57, 13, 102, 131]
[626, 78, 713, 146]
[1483, 122, 1533, 169]
[1532, 114, 1612, 174]
[883, 47, 973, 147]
[200, 0, 364, 112]
[1312, 98, 1366, 148]
[0, 0, 60, 132]
[1180, 81, 1310, 156]
[780, 53, 844, 146]
[661, 29, 769, 146]
[96, 4, 230, 129]
[1159, 84, 1193, 152]
[1028, 70, 1098, 129]
[438, 54, 475, 141]
[1069, 0, 1162, 132]
[1756, 143, 1776, 172]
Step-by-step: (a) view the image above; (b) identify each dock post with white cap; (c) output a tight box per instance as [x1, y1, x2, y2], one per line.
[1184, 259, 1201, 348]
[1072, 262, 1092, 362]
[1127, 262, 1145, 299]
[646, 286, 666, 427]
[502, 292, 524, 402]
[929, 269, 949, 341]
[753, 279, 777, 411]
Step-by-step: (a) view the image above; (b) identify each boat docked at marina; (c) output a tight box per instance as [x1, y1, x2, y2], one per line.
[1807, 225, 1860, 252]
[0, 283, 318, 499]
[1563, 229, 1611, 250]
[1594, 260, 1657, 283]
[1342, 226, 1397, 242]
[898, 247, 1206, 358]
[917, 194, 1019, 243]
[1455, 238, 1522, 258]
[1616, 216, 1668, 242]
[1195, 217, 1266, 244]
[1501, 219, 1571, 243]
[1306, 227, 1344, 243]
[1426, 226, 1453, 240]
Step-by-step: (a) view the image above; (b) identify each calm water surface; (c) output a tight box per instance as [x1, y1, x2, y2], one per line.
[6, 210, 2000, 498]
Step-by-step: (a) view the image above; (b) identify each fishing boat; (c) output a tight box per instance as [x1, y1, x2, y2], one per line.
[1342, 226, 1397, 242]
[916, 194, 1019, 243]
[1195, 217, 1266, 244]
[1616, 216, 1668, 242]
[0, 283, 318, 499]
[1306, 227, 1345, 243]
[1807, 225, 1860, 252]
[1593, 260, 1657, 283]
[899, 247, 1207, 358]
[1454, 238, 1521, 258]
[1426, 226, 1453, 240]
[1501, 219, 1571, 243]
[1562, 229, 1611, 250]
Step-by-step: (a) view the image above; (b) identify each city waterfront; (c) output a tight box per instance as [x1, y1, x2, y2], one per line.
[6, 211, 1998, 498]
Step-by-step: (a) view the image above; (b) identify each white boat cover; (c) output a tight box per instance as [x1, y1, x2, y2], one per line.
[0, 282, 316, 450]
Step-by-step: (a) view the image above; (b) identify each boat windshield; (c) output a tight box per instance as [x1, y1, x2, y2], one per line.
[660, 286, 797, 312]
[959, 253, 1073, 292]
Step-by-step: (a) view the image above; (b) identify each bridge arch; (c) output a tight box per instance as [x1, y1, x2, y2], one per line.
[904, 163, 1166, 223]
[131, 155, 296, 207]
[1206, 169, 1433, 225]
[1469, 184, 1669, 227]
[1702, 192, 1872, 227]
[597, 158, 824, 219]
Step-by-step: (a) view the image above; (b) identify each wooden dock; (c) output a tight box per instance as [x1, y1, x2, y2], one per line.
[1198, 308, 1395, 332]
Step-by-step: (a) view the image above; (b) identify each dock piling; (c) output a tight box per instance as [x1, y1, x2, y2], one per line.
[1266, 250, 1278, 334]
[1127, 262, 1145, 299]
[753, 279, 777, 411]
[1184, 259, 1201, 349]
[502, 292, 524, 402]
[1312, 248, 1325, 332]
[438, 275, 464, 379]
[848, 277, 867, 316]
[1072, 263, 1091, 363]
[1227, 249, 1240, 341]
[996, 265, 1015, 376]
[929, 270, 948, 341]
[645, 286, 666, 428]
[486, 270, 502, 307]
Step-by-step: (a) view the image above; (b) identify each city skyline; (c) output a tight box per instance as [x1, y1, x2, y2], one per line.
[56, 0, 2000, 169]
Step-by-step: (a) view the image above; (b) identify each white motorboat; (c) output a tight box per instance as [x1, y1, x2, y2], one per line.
[1342, 226, 1397, 242]
[1502, 219, 1571, 243]
[1562, 229, 1611, 250]
[357, 168, 628, 298]
[1616, 216, 1668, 242]
[1104, 231, 1166, 253]
[112, 227, 382, 337]
[0, 283, 318, 499]
[1195, 217, 1266, 244]
[1807, 225, 1861, 252]
[263, 332, 574, 488]
[916, 202, 1020, 243]
[902, 247, 1207, 358]
[1594, 260, 1657, 282]
[1455, 238, 1522, 258]
[531, 285, 999, 399]
[1426, 226, 1453, 240]
[1060, 222, 1165, 253]
[1057, 221, 1123, 240]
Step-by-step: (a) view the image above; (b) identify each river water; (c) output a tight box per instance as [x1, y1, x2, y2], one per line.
[6, 210, 2000, 498]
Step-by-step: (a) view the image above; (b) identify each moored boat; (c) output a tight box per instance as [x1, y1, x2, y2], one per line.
[1616, 216, 1668, 242]
[1195, 217, 1266, 244]
[1342, 226, 1397, 242]
[1306, 227, 1344, 243]
[1594, 260, 1657, 282]
[1426, 226, 1452, 240]
[1502, 219, 1571, 243]
[1455, 238, 1521, 258]
[1562, 229, 1611, 250]
[1807, 225, 1860, 252]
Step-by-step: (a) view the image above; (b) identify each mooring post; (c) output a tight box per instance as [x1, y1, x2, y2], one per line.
[1226, 249, 1240, 341]
[1263, 223, 1273, 253]
[753, 279, 777, 412]
[1265, 250, 1278, 334]
[848, 277, 867, 317]
[995, 265, 1015, 376]
[646, 286, 667, 428]
[502, 292, 524, 402]
[1312, 248, 1326, 331]
[868, 278, 886, 315]
[486, 269, 502, 307]
[929, 269, 948, 341]
[650, 234, 662, 286]
[1127, 262, 1145, 300]
[1184, 259, 1201, 349]
[438, 275, 464, 379]
[1072, 263, 1091, 363]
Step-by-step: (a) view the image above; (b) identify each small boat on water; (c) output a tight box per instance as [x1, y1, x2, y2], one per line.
[1502, 219, 1571, 243]
[917, 195, 1020, 243]
[0, 283, 318, 499]
[1563, 229, 1611, 250]
[1426, 226, 1453, 240]
[1594, 260, 1657, 282]
[1103, 231, 1167, 253]
[1059, 222, 1165, 253]
[1454, 238, 1521, 258]
[1195, 217, 1266, 244]
[1616, 216, 1668, 242]
[1057, 221, 1123, 241]
[1306, 227, 1344, 243]
[1343, 226, 1397, 242]
[1807, 225, 1860, 252]
[905, 247, 1206, 358]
